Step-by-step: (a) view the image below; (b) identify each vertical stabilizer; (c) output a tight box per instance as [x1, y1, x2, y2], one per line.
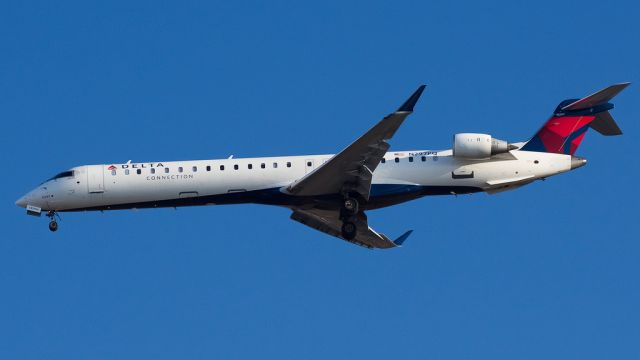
[521, 83, 629, 155]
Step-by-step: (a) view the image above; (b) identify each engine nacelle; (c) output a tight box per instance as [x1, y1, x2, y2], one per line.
[453, 133, 512, 159]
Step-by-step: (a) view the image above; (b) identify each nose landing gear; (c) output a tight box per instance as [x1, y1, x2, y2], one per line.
[46, 211, 59, 232]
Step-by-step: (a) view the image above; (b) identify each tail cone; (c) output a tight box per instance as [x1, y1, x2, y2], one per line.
[571, 156, 587, 170]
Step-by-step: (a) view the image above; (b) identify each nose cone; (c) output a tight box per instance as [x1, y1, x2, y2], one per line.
[571, 156, 587, 170]
[15, 195, 28, 208]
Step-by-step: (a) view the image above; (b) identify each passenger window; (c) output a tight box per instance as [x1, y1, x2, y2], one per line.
[193, 166, 197, 172]
[286, 162, 291, 168]
[233, 164, 238, 170]
[111, 170, 116, 176]
[220, 165, 225, 171]
[306, 161, 312, 167]
[136, 169, 141, 175]
[125, 169, 130, 175]
[394, 157, 399, 163]
[178, 167, 183, 173]
[381, 158, 386, 164]
[273, 162, 278, 168]
[409, 157, 414, 162]
[261, 163, 265, 169]
[421, 156, 426, 162]
[165, 167, 169, 173]
[150, 168, 155, 174]
[248, 164, 253, 169]
[206, 165, 211, 171]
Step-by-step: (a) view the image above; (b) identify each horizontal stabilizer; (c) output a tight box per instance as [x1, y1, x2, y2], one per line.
[561, 82, 630, 111]
[522, 82, 629, 155]
[590, 111, 622, 136]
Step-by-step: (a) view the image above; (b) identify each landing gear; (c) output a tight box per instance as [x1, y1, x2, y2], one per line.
[343, 197, 359, 215]
[46, 211, 59, 232]
[340, 194, 361, 240]
[341, 221, 357, 240]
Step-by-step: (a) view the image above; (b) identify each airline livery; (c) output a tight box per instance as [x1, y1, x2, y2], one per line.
[16, 83, 629, 249]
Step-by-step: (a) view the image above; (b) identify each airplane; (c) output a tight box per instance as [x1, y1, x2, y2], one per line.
[16, 83, 629, 249]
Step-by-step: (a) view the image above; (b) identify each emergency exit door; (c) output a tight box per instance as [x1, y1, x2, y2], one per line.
[87, 165, 105, 193]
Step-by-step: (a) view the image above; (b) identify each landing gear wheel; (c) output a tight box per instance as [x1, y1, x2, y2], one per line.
[343, 197, 359, 215]
[46, 211, 59, 232]
[341, 221, 357, 240]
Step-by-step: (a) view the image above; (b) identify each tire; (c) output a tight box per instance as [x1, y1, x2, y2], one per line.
[341, 221, 357, 240]
[49, 221, 58, 232]
[343, 197, 359, 215]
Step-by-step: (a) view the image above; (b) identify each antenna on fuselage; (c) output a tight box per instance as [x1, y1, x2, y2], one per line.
[126, 160, 132, 164]
[228, 155, 234, 159]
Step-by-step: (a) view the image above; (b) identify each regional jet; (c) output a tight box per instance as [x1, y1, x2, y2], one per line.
[16, 83, 629, 249]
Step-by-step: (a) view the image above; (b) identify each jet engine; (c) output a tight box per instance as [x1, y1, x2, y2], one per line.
[453, 133, 514, 159]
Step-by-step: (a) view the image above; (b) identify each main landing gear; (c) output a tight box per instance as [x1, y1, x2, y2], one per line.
[47, 211, 59, 232]
[340, 196, 360, 240]
[341, 221, 357, 240]
[343, 197, 359, 215]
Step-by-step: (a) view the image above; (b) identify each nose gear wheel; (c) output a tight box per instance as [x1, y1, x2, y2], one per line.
[46, 211, 60, 232]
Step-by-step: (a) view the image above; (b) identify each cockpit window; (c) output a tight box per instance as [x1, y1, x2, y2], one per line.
[47, 170, 74, 182]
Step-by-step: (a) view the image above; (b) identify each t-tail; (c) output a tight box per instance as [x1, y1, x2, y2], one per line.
[521, 83, 630, 155]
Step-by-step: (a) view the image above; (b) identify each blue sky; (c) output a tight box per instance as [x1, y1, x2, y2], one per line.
[1, 0, 638, 358]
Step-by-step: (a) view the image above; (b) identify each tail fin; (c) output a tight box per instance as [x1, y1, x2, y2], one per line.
[521, 83, 629, 155]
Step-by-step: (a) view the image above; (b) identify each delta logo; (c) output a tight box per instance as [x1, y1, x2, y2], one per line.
[108, 163, 164, 169]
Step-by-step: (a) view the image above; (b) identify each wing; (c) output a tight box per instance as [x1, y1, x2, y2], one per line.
[290, 208, 413, 249]
[286, 85, 426, 200]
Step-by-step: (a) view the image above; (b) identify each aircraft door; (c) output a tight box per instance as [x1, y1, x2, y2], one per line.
[87, 165, 105, 193]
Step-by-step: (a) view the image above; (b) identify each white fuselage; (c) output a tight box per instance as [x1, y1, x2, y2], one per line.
[16, 148, 576, 213]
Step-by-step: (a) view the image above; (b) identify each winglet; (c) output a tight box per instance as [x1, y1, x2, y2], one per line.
[397, 85, 426, 112]
[393, 230, 413, 246]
